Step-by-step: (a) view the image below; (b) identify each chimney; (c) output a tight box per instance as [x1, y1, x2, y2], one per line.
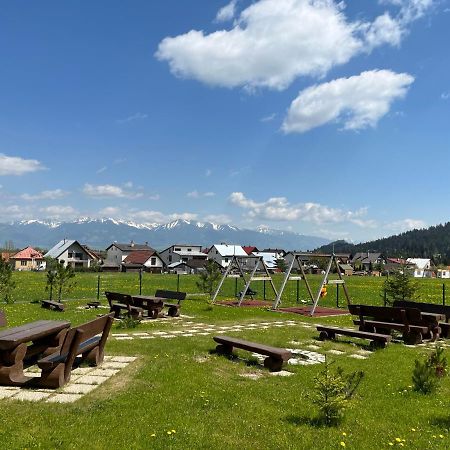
[130, 240, 135, 247]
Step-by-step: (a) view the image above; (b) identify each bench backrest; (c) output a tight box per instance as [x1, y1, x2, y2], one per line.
[393, 300, 450, 321]
[154, 290, 186, 303]
[0, 310, 6, 327]
[105, 291, 133, 307]
[348, 304, 423, 324]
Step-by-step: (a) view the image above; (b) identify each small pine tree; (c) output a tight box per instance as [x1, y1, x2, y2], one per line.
[45, 260, 76, 301]
[196, 260, 222, 300]
[412, 346, 447, 394]
[383, 268, 419, 301]
[311, 357, 364, 426]
[275, 258, 287, 272]
[0, 257, 16, 304]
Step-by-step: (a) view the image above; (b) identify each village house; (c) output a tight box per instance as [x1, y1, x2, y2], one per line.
[436, 267, 450, 279]
[407, 258, 435, 278]
[159, 244, 207, 267]
[103, 242, 154, 271]
[10, 246, 44, 271]
[167, 259, 220, 275]
[44, 240, 95, 268]
[351, 252, 385, 272]
[121, 249, 164, 273]
[207, 244, 248, 268]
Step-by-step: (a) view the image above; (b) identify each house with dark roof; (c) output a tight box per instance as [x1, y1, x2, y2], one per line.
[10, 246, 44, 271]
[350, 252, 385, 271]
[159, 244, 207, 267]
[104, 242, 154, 270]
[44, 240, 95, 268]
[121, 250, 164, 273]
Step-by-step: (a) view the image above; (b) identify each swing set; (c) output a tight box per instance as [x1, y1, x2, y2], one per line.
[272, 252, 351, 316]
[211, 255, 278, 306]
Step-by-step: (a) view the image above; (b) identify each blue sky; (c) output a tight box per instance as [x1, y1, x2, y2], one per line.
[0, 0, 449, 242]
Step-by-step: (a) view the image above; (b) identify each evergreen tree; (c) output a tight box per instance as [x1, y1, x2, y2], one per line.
[383, 269, 419, 301]
[196, 260, 222, 300]
[0, 257, 16, 303]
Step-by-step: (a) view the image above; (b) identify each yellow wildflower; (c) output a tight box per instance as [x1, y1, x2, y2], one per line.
[342, 432, 347, 436]
[340, 442, 346, 447]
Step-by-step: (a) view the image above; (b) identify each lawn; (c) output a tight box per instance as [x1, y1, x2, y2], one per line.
[0, 275, 449, 449]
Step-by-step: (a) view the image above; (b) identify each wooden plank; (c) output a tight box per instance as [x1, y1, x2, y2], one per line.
[250, 276, 272, 281]
[327, 280, 345, 285]
[288, 276, 302, 281]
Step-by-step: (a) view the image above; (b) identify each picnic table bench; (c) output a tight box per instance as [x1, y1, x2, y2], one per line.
[349, 304, 437, 344]
[41, 300, 65, 312]
[155, 290, 186, 317]
[316, 325, 391, 349]
[0, 310, 6, 327]
[105, 291, 143, 319]
[132, 291, 186, 318]
[37, 313, 114, 388]
[213, 335, 292, 372]
[0, 320, 70, 385]
[393, 300, 450, 338]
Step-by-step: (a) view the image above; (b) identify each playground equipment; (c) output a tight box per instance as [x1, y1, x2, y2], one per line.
[211, 255, 278, 306]
[272, 253, 351, 316]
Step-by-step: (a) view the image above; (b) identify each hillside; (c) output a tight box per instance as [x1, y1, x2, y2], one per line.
[315, 222, 450, 263]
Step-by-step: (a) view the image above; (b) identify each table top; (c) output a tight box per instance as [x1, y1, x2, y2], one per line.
[132, 295, 165, 304]
[421, 312, 446, 321]
[0, 320, 70, 351]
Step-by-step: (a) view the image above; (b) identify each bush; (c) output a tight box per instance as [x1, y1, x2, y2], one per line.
[116, 315, 141, 329]
[0, 257, 16, 304]
[383, 270, 419, 301]
[311, 357, 364, 426]
[412, 346, 447, 394]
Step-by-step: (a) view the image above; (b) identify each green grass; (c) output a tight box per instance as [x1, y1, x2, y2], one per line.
[1, 276, 450, 449]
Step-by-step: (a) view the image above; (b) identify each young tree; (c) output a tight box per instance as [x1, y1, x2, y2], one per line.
[383, 269, 420, 301]
[0, 257, 16, 303]
[46, 260, 76, 301]
[275, 258, 287, 272]
[196, 260, 222, 300]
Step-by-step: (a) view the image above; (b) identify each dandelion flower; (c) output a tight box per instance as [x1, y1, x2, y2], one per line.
[151, 434, 156, 437]
[388, 444, 393, 447]
[342, 432, 347, 436]
[439, 435, 444, 438]
[411, 428, 416, 432]
[395, 438, 401, 442]
[172, 430, 176, 433]
[340, 442, 346, 447]
[167, 431, 172, 435]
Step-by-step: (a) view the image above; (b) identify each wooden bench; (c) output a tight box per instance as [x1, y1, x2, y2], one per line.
[317, 325, 392, 349]
[213, 335, 292, 372]
[348, 304, 432, 345]
[41, 300, 65, 312]
[105, 291, 143, 319]
[154, 290, 186, 317]
[393, 300, 450, 338]
[37, 313, 114, 388]
[0, 310, 6, 327]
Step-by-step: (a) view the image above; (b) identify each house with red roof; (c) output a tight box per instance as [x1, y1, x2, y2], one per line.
[121, 249, 164, 273]
[10, 246, 44, 271]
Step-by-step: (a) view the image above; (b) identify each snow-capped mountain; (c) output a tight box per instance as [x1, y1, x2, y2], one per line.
[0, 218, 330, 250]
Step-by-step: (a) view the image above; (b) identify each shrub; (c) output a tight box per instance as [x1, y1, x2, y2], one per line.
[412, 346, 447, 394]
[116, 315, 141, 329]
[0, 257, 16, 304]
[196, 261, 222, 301]
[383, 269, 419, 301]
[311, 357, 364, 426]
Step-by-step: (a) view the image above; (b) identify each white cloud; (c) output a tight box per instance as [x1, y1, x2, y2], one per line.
[0, 154, 45, 176]
[96, 166, 107, 174]
[386, 218, 427, 232]
[39, 205, 78, 219]
[229, 191, 374, 227]
[187, 190, 216, 198]
[148, 194, 160, 201]
[204, 214, 232, 224]
[83, 183, 143, 199]
[98, 206, 121, 216]
[282, 70, 414, 133]
[170, 212, 199, 221]
[216, 0, 238, 22]
[116, 113, 148, 124]
[21, 189, 69, 201]
[156, 0, 433, 91]
[260, 113, 276, 122]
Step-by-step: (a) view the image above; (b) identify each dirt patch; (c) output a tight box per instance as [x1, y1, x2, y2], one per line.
[277, 306, 349, 317]
[216, 300, 273, 307]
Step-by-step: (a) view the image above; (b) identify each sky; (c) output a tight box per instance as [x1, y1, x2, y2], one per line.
[0, 0, 449, 243]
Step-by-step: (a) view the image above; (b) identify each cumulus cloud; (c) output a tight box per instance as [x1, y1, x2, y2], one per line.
[387, 218, 427, 232]
[0, 154, 46, 176]
[83, 183, 143, 199]
[229, 191, 374, 227]
[156, 0, 433, 91]
[21, 189, 69, 201]
[39, 205, 78, 219]
[216, 0, 239, 22]
[187, 190, 215, 198]
[282, 70, 414, 133]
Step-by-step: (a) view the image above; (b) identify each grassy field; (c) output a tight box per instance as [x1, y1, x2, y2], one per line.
[9, 271, 450, 307]
[1, 275, 449, 449]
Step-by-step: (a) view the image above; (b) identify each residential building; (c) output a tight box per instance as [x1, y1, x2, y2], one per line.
[437, 268, 450, 279]
[351, 252, 385, 271]
[207, 244, 248, 268]
[167, 259, 220, 275]
[407, 258, 434, 278]
[242, 246, 259, 255]
[44, 240, 95, 268]
[104, 242, 154, 270]
[10, 246, 44, 271]
[121, 250, 164, 273]
[159, 244, 207, 267]
[339, 264, 353, 276]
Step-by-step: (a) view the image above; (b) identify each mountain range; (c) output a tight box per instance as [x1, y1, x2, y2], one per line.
[0, 218, 330, 251]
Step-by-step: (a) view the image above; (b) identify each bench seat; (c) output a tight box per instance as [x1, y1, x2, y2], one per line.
[213, 335, 291, 372]
[317, 325, 391, 349]
[41, 300, 64, 312]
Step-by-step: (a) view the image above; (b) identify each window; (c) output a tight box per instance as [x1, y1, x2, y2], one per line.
[21, 260, 27, 266]
[169, 255, 172, 262]
[187, 248, 192, 252]
[151, 258, 156, 266]
[175, 248, 181, 252]
[225, 258, 229, 263]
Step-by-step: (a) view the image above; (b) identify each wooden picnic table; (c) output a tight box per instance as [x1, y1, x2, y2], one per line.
[0, 320, 70, 386]
[131, 295, 165, 319]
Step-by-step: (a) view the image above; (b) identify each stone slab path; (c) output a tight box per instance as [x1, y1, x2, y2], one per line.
[0, 356, 137, 404]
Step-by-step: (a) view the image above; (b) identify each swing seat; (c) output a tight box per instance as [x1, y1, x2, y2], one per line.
[237, 288, 257, 298]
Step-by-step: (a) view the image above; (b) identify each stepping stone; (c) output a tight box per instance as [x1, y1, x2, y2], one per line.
[75, 375, 110, 385]
[204, 328, 216, 332]
[109, 356, 137, 363]
[181, 333, 194, 337]
[139, 336, 155, 339]
[327, 350, 345, 355]
[356, 350, 372, 356]
[89, 368, 119, 377]
[101, 362, 129, 369]
[0, 389, 18, 399]
[111, 334, 129, 337]
[71, 367, 94, 375]
[269, 371, 294, 377]
[132, 333, 149, 336]
[62, 383, 97, 394]
[348, 354, 368, 360]
[15, 391, 52, 402]
[115, 336, 133, 340]
[171, 331, 184, 334]
[153, 332, 168, 335]
[161, 335, 176, 339]
[307, 345, 321, 350]
[47, 394, 83, 403]
[197, 332, 210, 336]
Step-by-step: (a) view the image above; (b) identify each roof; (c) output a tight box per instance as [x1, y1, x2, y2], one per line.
[339, 264, 353, 271]
[253, 252, 278, 268]
[209, 245, 247, 257]
[174, 250, 207, 257]
[123, 250, 158, 265]
[407, 258, 432, 270]
[82, 245, 101, 260]
[386, 258, 410, 265]
[261, 248, 286, 255]
[242, 246, 258, 255]
[106, 242, 153, 252]
[44, 240, 81, 259]
[351, 252, 382, 264]
[11, 246, 43, 260]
